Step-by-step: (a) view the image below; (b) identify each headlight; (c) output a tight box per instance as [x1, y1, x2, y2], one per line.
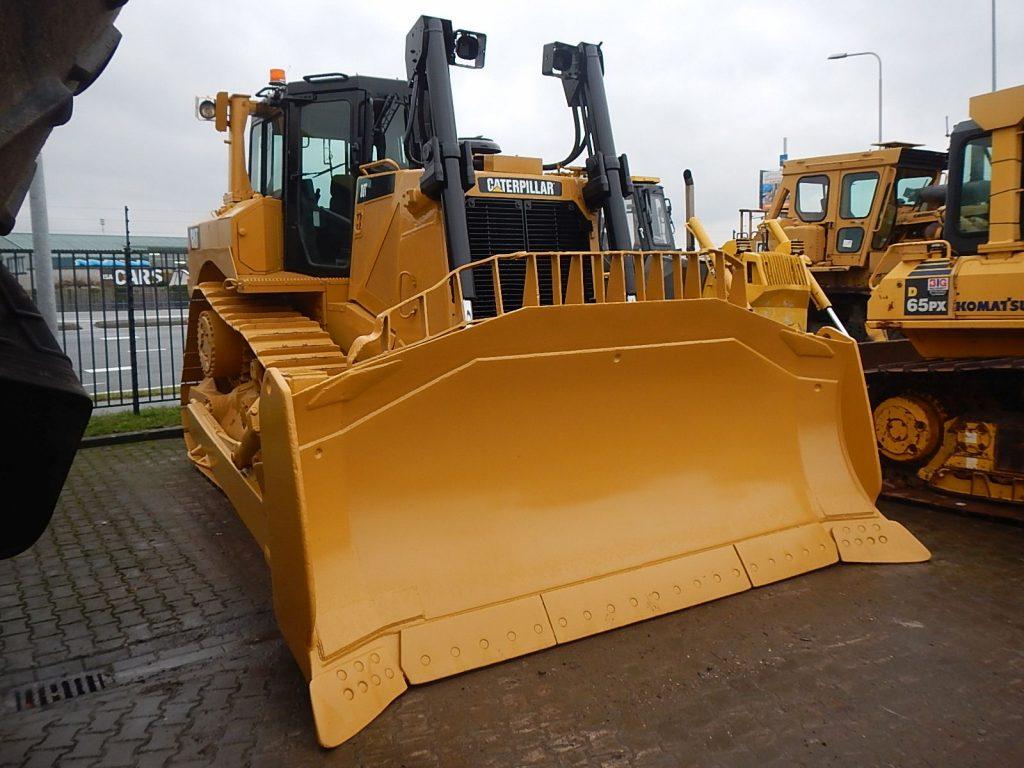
[195, 96, 216, 121]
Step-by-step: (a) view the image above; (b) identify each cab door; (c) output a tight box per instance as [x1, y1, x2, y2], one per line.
[283, 90, 366, 276]
[788, 173, 831, 263]
[830, 169, 883, 267]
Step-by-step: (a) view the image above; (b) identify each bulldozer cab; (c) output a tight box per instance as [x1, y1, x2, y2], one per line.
[625, 178, 676, 250]
[766, 145, 946, 272]
[245, 75, 410, 277]
[943, 117, 996, 256]
[940, 84, 1024, 258]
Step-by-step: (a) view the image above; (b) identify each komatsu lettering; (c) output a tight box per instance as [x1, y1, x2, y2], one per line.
[955, 298, 1024, 312]
[481, 177, 562, 196]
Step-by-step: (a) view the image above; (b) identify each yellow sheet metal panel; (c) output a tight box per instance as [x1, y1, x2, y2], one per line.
[480, 154, 544, 174]
[400, 596, 556, 683]
[294, 339, 828, 623]
[969, 84, 1024, 131]
[734, 524, 838, 587]
[541, 545, 751, 643]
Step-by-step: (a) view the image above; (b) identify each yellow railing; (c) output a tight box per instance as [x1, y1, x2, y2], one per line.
[346, 249, 746, 364]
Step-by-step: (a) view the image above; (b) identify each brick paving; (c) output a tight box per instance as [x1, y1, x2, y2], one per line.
[1, 440, 1023, 767]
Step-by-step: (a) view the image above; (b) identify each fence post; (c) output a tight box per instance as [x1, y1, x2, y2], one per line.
[123, 206, 141, 415]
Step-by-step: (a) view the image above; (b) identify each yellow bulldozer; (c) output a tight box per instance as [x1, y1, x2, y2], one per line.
[866, 84, 1024, 511]
[181, 16, 928, 747]
[738, 85, 1023, 514]
[754, 143, 947, 339]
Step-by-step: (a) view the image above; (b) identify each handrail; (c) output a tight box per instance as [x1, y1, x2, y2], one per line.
[359, 159, 400, 176]
[346, 249, 744, 365]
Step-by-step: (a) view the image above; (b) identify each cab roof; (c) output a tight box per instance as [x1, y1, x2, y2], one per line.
[781, 146, 947, 176]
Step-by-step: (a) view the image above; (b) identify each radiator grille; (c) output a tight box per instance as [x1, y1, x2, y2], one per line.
[465, 197, 594, 318]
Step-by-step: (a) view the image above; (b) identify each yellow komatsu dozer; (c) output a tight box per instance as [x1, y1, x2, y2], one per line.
[866, 84, 1024, 508]
[181, 17, 929, 746]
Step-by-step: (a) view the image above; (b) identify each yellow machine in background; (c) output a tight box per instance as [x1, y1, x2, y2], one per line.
[629, 175, 822, 332]
[182, 17, 928, 747]
[757, 143, 946, 339]
[703, 217, 846, 334]
[867, 85, 1024, 509]
[734, 85, 1024, 513]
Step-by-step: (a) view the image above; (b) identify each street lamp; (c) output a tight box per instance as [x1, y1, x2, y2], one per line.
[828, 51, 882, 143]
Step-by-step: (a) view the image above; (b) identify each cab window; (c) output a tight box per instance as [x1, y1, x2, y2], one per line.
[296, 99, 355, 269]
[248, 121, 263, 191]
[248, 114, 284, 196]
[795, 175, 829, 222]
[895, 174, 932, 205]
[267, 117, 284, 195]
[648, 191, 673, 247]
[370, 95, 409, 167]
[840, 171, 878, 219]
[623, 197, 638, 248]
[958, 135, 991, 235]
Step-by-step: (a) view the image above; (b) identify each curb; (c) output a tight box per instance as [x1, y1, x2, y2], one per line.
[93, 318, 185, 329]
[80, 425, 183, 448]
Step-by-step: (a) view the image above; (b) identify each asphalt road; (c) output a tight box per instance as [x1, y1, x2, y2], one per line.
[56, 313, 186, 408]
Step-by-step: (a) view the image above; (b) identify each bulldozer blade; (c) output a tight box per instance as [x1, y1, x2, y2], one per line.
[187, 297, 929, 747]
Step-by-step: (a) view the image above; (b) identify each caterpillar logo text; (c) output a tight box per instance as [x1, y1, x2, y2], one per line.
[480, 176, 562, 196]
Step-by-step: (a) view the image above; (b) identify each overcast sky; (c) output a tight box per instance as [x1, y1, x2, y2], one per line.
[14, 0, 1024, 243]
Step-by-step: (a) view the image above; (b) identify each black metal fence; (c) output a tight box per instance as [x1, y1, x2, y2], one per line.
[1, 248, 189, 411]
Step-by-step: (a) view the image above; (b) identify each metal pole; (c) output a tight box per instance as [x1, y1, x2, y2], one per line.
[992, 0, 997, 91]
[419, 17, 475, 302]
[827, 51, 882, 143]
[876, 54, 883, 143]
[28, 156, 58, 334]
[123, 206, 141, 415]
[683, 169, 695, 251]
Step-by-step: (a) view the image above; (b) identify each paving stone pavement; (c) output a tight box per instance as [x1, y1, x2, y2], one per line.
[1, 439, 1023, 767]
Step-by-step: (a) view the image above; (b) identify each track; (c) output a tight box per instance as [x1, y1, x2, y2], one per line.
[196, 282, 347, 379]
[882, 480, 1024, 524]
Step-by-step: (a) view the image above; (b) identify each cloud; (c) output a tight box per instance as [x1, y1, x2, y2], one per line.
[15, 0, 1024, 243]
